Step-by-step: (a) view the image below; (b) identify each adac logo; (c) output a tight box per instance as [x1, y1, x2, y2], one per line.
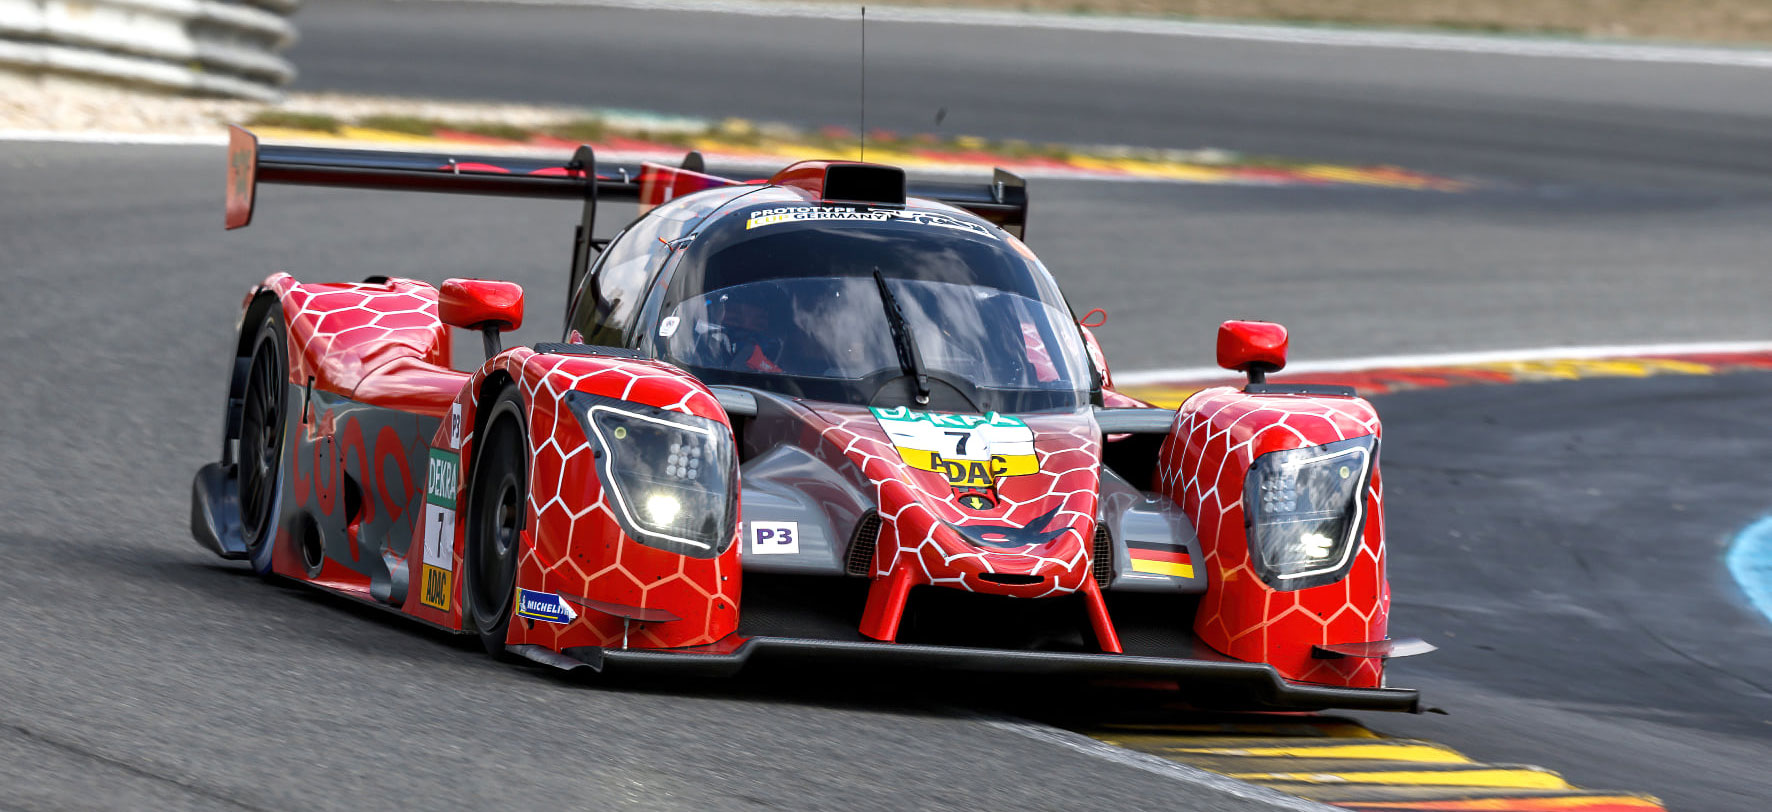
[923, 452, 1029, 489]
[871, 407, 1039, 492]
[515, 589, 578, 624]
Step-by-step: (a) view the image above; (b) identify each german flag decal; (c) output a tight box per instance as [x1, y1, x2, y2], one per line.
[1127, 541, 1194, 579]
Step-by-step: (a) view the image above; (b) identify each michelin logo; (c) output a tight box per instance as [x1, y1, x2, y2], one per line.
[515, 589, 578, 624]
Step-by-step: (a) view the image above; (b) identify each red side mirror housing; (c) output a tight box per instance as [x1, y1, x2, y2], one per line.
[1217, 320, 1288, 383]
[440, 279, 524, 359]
[440, 278, 525, 332]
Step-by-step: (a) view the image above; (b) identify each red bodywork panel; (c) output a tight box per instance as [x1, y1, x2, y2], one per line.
[638, 163, 740, 211]
[786, 403, 1106, 643]
[258, 273, 462, 417]
[426, 347, 741, 650]
[1157, 387, 1388, 687]
[254, 275, 738, 649]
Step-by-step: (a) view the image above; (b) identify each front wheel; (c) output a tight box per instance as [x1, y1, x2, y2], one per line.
[464, 386, 528, 656]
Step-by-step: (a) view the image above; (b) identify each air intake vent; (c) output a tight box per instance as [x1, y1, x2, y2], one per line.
[846, 511, 881, 576]
[1092, 523, 1113, 588]
[823, 164, 906, 204]
[770, 161, 907, 205]
[979, 573, 1045, 586]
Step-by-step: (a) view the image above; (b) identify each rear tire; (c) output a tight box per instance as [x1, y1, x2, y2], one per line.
[465, 386, 528, 656]
[237, 308, 289, 569]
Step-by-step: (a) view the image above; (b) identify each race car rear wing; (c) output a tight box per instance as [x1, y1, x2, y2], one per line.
[224, 125, 1030, 291]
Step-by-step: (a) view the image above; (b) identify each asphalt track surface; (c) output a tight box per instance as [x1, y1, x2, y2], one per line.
[5, 3, 1772, 810]
[281, 0, 1772, 371]
[1349, 372, 1772, 811]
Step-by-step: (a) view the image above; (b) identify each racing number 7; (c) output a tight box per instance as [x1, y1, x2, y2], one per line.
[944, 431, 970, 456]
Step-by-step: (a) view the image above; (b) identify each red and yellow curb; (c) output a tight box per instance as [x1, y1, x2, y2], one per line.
[1079, 717, 1664, 811]
[1118, 349, 1772, 409]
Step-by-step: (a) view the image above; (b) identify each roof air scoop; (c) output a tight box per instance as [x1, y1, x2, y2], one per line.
[770, 160, 907, 205]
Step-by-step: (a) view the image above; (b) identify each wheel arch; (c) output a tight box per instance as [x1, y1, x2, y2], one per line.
[471, 369, 521, 450]
[234, 290, 281, 360]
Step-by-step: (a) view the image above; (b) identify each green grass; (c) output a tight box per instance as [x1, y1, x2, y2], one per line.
[442, 120, 534, 141]
[544, 118, 608, 143]
[355, 115, 438, 136]
[246, 110, 340, 133]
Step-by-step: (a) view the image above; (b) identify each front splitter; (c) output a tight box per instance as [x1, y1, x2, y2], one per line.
[561, 636, 1420, 713]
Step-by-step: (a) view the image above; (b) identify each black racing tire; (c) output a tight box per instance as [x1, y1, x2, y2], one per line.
[464, 386, 529, 657]
[237, 306, 289, 566]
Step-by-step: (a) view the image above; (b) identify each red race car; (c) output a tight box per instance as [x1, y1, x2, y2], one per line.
[192, 126, 1429, 711]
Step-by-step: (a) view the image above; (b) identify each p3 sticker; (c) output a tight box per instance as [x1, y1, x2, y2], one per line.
[749, 521, 799, 555]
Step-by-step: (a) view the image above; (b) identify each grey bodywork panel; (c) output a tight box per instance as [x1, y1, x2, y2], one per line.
[738, 445, 873, 574]
[1098, 465, 1207, 593]
[735, 391, 875, 575]
[1093, 407, 1176, 434]
[280, 386, 440, 605]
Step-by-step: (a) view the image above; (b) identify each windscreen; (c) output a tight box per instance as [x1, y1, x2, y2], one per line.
[654, 204, 1093, 411]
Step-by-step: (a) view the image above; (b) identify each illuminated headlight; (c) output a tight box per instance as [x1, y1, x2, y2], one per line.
[1242, 434, 1375, 590]
[568, 391, 738, 558]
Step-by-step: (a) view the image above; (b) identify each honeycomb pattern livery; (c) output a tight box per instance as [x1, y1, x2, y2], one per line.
[258, 274, 453, 405]
[1156, 387, 1388, 688]
[802, 403, 1102, 600]
[424, 346, 742, 652]
[250, 274, 462, 583]
[238, 272, 1394, 680]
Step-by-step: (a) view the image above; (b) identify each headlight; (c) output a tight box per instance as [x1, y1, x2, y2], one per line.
[1242, 434, 1375, 590]
[568, 391, 738, 558]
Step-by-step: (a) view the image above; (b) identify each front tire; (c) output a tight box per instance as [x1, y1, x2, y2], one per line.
[465, 386, 528, 656]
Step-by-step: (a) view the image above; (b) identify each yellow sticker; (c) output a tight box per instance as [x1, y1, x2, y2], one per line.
[420, 564, 452, 611]
[895, 448, 1039, 487]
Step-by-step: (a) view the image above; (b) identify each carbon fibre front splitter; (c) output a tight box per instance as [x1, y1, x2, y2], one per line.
[546, 636, 1421, 713]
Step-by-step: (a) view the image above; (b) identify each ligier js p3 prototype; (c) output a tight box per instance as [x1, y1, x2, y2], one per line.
[193, 126, 1430, 711]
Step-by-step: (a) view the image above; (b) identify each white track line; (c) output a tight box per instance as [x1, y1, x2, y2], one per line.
[982, 715, 1339, 811]
[0, 131, 228, 145]
[399, 0, 1772, 70]
[1112, 341, 1772, 386]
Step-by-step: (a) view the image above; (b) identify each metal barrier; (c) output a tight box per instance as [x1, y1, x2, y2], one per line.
[0, 0, 298, 100]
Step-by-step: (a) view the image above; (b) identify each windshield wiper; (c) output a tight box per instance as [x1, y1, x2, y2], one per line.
[873, 268, 932, 406]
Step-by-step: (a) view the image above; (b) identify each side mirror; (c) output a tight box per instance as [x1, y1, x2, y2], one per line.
[440, 278, 525, 358]
[1216, 320, 1287, 385]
